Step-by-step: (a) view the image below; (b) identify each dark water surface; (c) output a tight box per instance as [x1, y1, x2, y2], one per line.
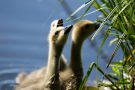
[0, 0, 123, 90]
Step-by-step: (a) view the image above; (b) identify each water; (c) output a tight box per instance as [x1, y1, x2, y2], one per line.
[0, 0, 122, 89]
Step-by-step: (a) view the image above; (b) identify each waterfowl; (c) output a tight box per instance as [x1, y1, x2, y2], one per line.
[15, 19, 68, 84]
[15, 19, 72, 90]
[15, 19, 100, 90]
[60, 20, 100, 90]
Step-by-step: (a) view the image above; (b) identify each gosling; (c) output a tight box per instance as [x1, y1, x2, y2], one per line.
[60, 20, 100, 90]
[15, 19, 72, 90]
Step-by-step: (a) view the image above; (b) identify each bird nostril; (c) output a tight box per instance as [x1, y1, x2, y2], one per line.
[95, 23, 100, 30]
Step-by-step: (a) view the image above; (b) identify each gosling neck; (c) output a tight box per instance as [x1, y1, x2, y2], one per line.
[70, 40, 83, 77]
[47, 42, 63, 77]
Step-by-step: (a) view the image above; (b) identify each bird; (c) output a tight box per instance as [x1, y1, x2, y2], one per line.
[15, 19, 72, 90]
[60, 20, 100, 90]
[15, 19, 100, 90]
[15, 19, 68, 84]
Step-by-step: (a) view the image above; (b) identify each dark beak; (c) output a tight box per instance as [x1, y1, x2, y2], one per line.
[57, 19, 63, 27]
[64, 25, 73, 34]
[95, 23, 100, 30]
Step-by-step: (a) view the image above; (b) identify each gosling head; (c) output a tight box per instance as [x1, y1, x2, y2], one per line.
[49, 19, 73, 47]
[50, 19, 63, 31]
[72, 20, 100, 43]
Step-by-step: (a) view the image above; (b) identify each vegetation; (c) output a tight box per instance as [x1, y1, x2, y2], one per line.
[67, 0, 135, 89]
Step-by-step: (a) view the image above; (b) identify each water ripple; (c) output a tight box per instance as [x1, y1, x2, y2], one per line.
[0, 80, 16, 90]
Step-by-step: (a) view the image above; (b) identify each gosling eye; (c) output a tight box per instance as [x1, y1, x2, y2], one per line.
[55, 31, 59, 35]
[52, 24, 55, 27]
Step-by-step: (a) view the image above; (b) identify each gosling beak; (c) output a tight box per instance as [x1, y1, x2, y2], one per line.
[57, 19, 63, 27]
[64, 25, 73, 34]
[95, 23, 100, 30]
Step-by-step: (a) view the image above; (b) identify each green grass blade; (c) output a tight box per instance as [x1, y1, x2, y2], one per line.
[91, 0, 132, 40]
[98, 26, 112, 56]
[66, 0, 92, 21]
[79, 0, 94, 20]
[93, 0, 108, 17]
[80, 62, 120, 90]
[106, 33, 126, 68]
[91, 5, 119, 40]
[79, 62, 95, 90]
